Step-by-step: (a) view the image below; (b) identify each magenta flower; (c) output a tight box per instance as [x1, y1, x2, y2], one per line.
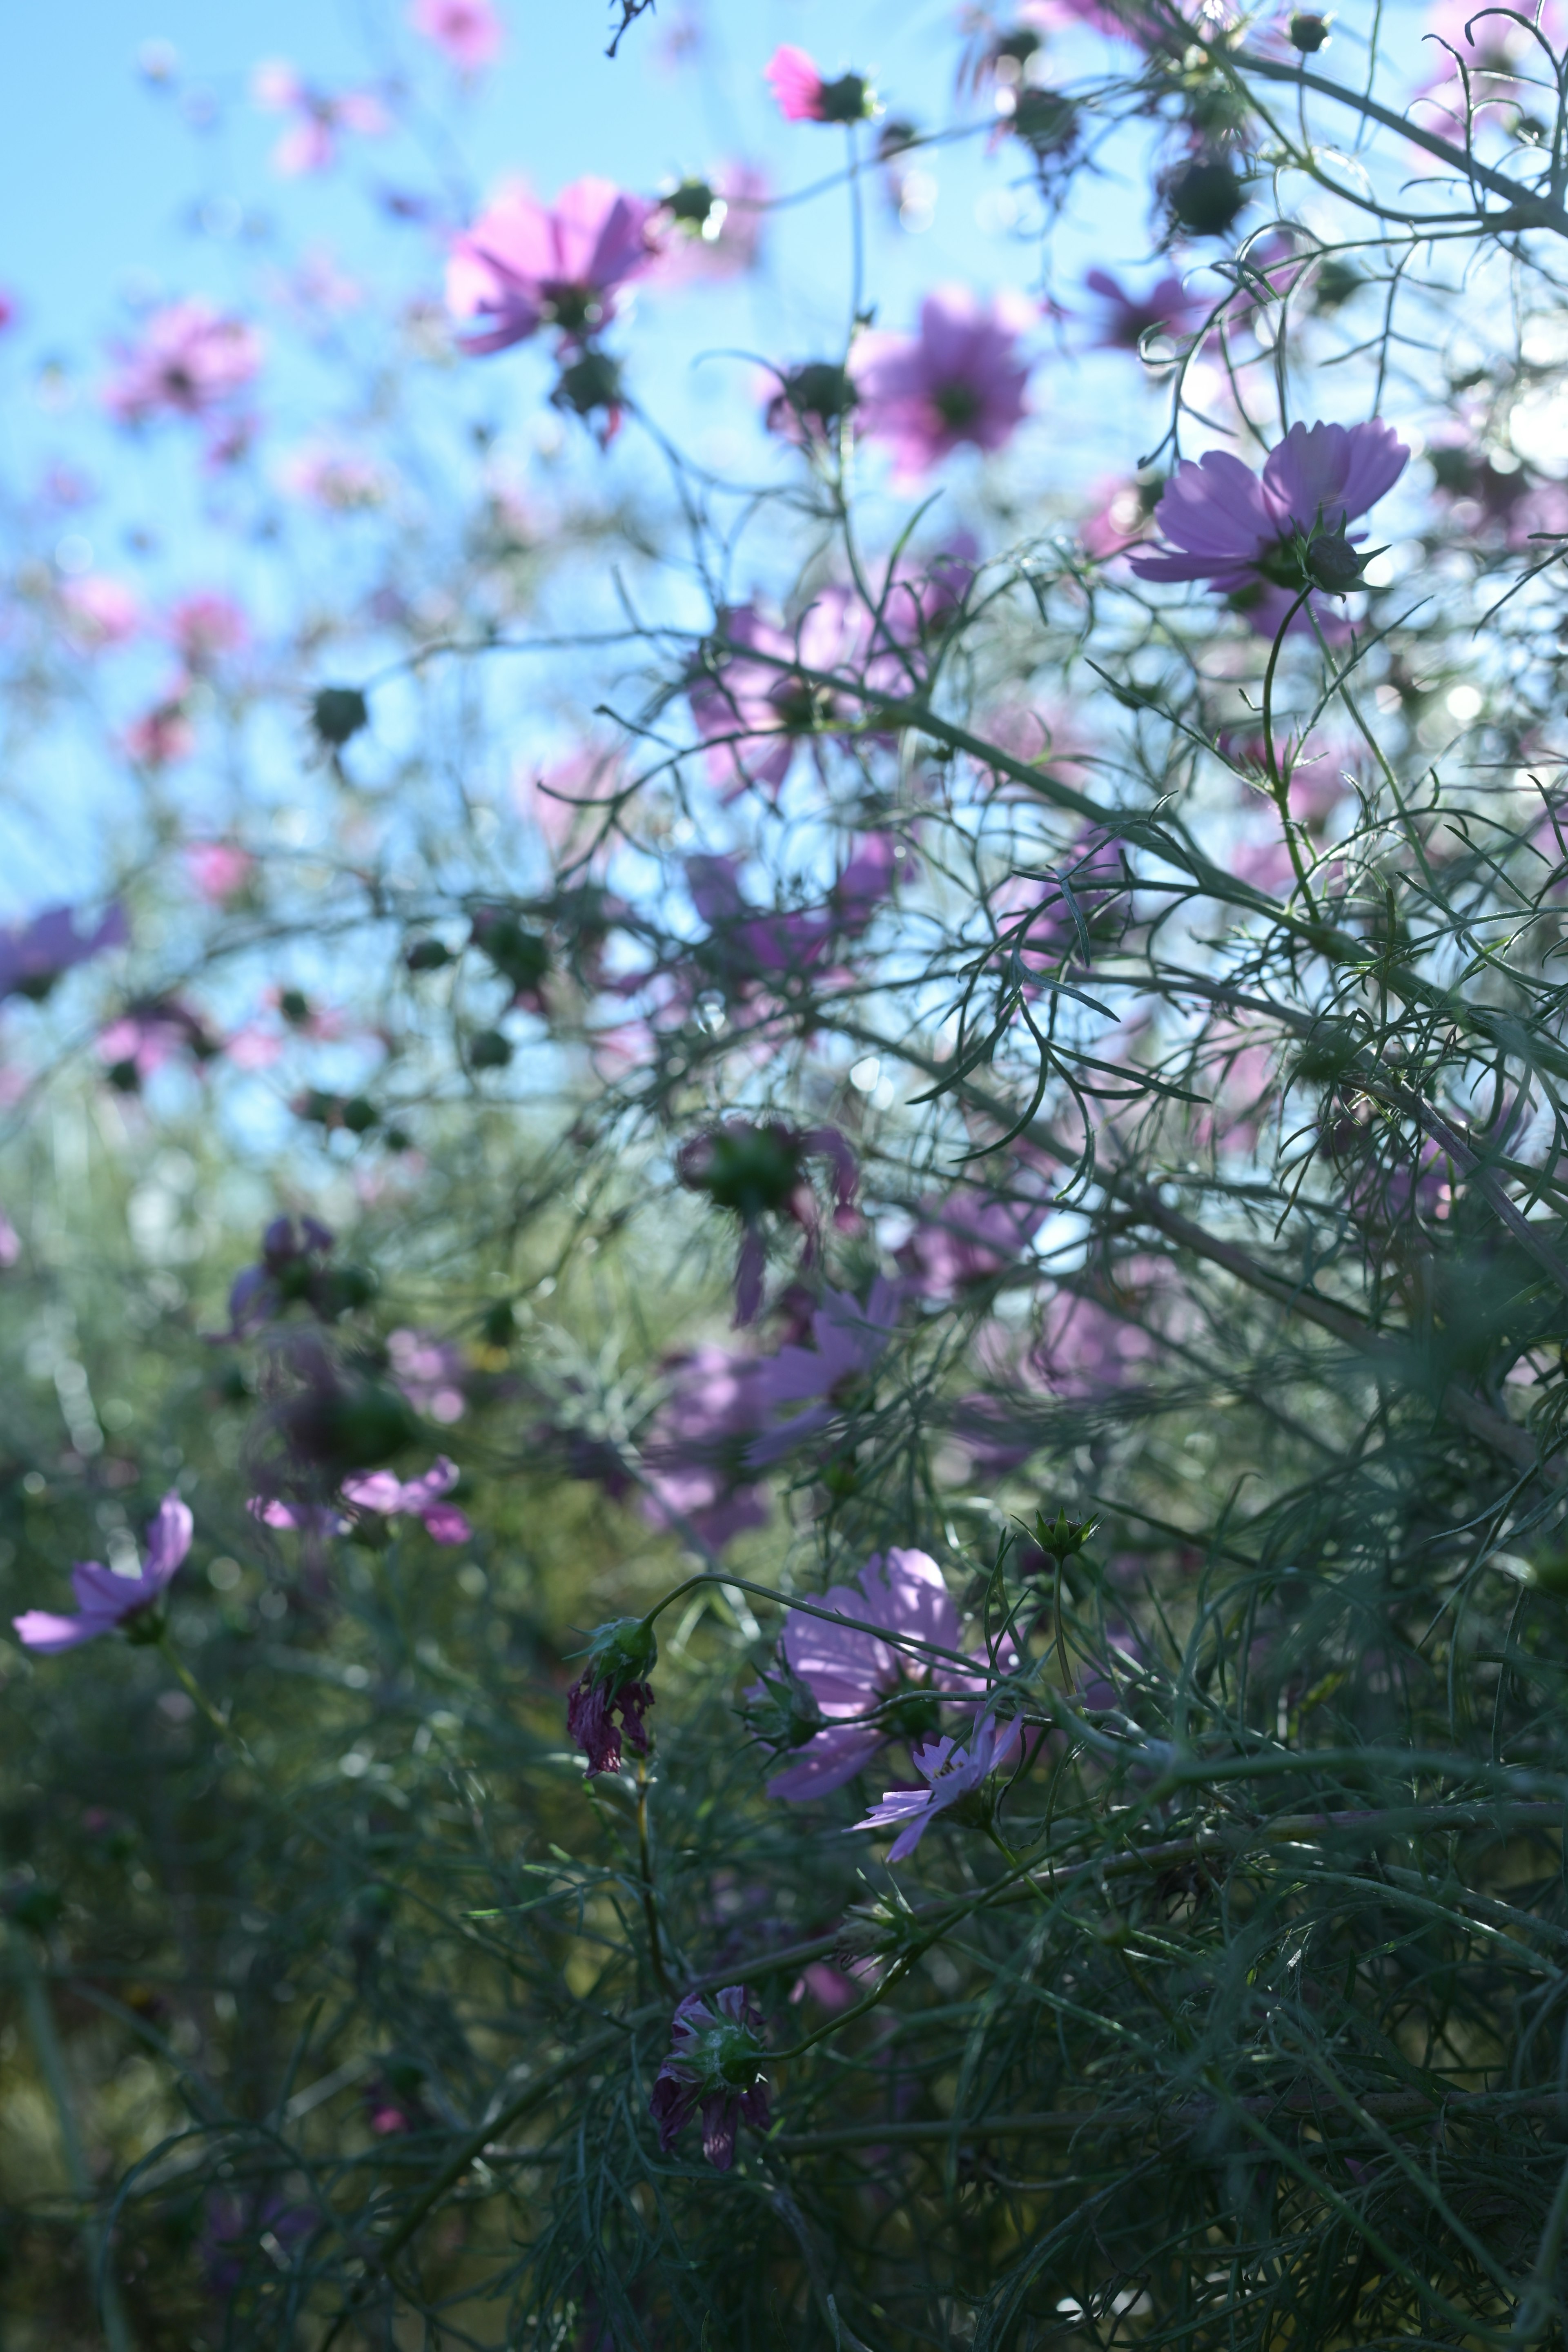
[566, 1614, 658, 1775]
[410, 0, 504, 70]
[14, 1493, 192, 1653]
[341, 1457, 472, 1544]
[252, 60, 390, 176]
[747, 1277, 896, 1464]
[648, 1986, 770, 2171]
[687, 592, 873, 801]
[677, 1121, 858, 1325]
[388, 1329, 467, 1423]
[1129, 417, 1409, 634]
[185, 843, 257, 906]
[765, 1547, 974, 1800]
[853, 287, 1033, 479]
[446, 178, 657, 355]
[0, 901, 128, 1003]
[105, 301, 263, 424]
[854, 1712, 1023, 1861]
[1083, 267, 1202, 352]
[764, 45, 875, 123]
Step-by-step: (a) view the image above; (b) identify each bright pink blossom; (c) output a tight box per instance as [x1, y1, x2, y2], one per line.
[14, 1494, 192, 1653]
[340, 1457, 472, 1544]
[410, 0, 504, 69]
[853, 287, 1033, 478]
[764, 45, 873, 123]
[1129, 417, 1409, 634]
[446, 178, 656, 354]
[252, 60, 390, 176]
[105, 301, 263, 425]
[854, 1712, 1023, 1860]
[185, 843, 257, 905]
[60, 575, 140, 650]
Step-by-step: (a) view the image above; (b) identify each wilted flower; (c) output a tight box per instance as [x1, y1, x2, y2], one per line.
[252, 60, 390, 176]
[764, 45, 876, 123]
[0, 901, 128, 1002]
[14, 1494, 192, 1653]
[566, 1615, 658, 1775]
[446, 178, 656, 354]
[853, 287, 1033, 479]
[341, 1456, 472, 1544]
[648, 1985, 770, 2170]
[854, 1712, 1023, 1860]
[105, 300, 263, 425]
[410, 0, 504, 70]
[1129, 417, 1409, 634]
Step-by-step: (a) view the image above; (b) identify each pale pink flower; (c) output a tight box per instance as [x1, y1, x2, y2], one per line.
[98, 997, 221, 1089]
[184, 843, 257, 904]
[1080, 474, 1162, 560]
[687, 590, 875, 800]
[60, 575, 140, 650]
[124, 697, 195, 768]
[166, 591, 248, 670]
[14, 1494, 192, 1653]
[764, 45, 874, 122]
[340, 1457, 472, 1544]
[278, 444, 391, 510]
[446, 178, 657, 354]
[638, 1346, 772, 1551]
[651, 163, 769, 285]
[0, 1209, 19, 1268]
[105, 301, 263, 425]
[388, 1329, 467, 1423]
[410, 0, 504, 70]
[853, 287, 1033, 479]
[252, 60, 390, 176]
[854, 1712, 1023, 1860]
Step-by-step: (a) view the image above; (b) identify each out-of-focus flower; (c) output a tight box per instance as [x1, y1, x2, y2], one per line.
[225, 1214, 375, 1335]
[97, 996, 221, 1090]
[105, 300, 263, 425]
[854, 1712, 1023, 1860]
[765, 44, 876, 122]
[278, 443, 392, 510]
[1130, 417, 1409, 634]
[639, 1346, 772, 1550]
[1080, 473, 1163, 559]
[410, 0, 504, 69]
[0, 290, 19, 333]
[1082, 267, 1203, 352]
[566, 1614, 657, 1774]
[688, 592, 873, 801]
[746, 1278, 898, 1468]
[446, 178, 657, 355]
[185, 842, 257, 905]
[200, 2190, 316, 2301]
[341, 1456, 472, 1543]
[0, 901, 128, 1002]
[388, 1328, 467, 1422]
[249, 1496, 351, 1538]
[14, 1494, 192, 1653]
[59, 575, 140, 650]
[678, 1121, 858, 1325]
[166, 591, 248, 671]
[124, 695, 196, 769]
[1414, 0, 1564, 118]
[0, 1209, 19, 1269]
[762, 1548, 973, 1800]
[853, 287, 1033, 479]
[648, 1986, 769, 2170]
[684, 833, 896, 998]
[897, 1187, 1046, 1298]
[252, 59, 390, 176]
[651, 163, 769, 284]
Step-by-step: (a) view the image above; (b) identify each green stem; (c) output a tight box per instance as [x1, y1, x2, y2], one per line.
[1260, 583, 1317, 912]
[635, 1753, 673, 1997]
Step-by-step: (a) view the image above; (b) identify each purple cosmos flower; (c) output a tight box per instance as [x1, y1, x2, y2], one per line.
[1129, 417, 1409, 634]
[763, 1547, 979, 1800]
[446, 178, 657, 355]
[853, 287, 1033, 480]
[764, 45, 874, 123]
[677, 1121, 858, 1325]
[688, 592, 873, 802]
[0, 901, 128, 1003]
[104, 301, 263, 425]
[566, 1615, 658, 1775]
[410, 0, 504, 71]
[639, 1346, 772, 1550]
[854, 1712, 1023, 1861]
[684, 834, 896, 997]
[225, 1214, 343, 1335]
[648, 1986, 770, 2171]
[340, 1457, 473, 1544]
[1083, 267, 1203, 352]
[14, 1494, 192, 1653]
[747, 1277, 896, 1466]
[896, 1187, 1047, 1299]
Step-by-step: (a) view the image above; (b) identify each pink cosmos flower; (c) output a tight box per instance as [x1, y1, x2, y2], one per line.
[896, 1187, 1046, 1299]
[639, 1345, 772, 1550]
[764, 45, 873, 123]
[278, 444, 390, 510]
[124, 697, 195, 768]
[1080, 474, 1162, 559]
[166, 592, 248, 671]
[652, 163, 769, 285]
[649, 1986, 770, 2171]
[1083, 267, 1203, 352]
[97, 997, 221, 1090]
[0, 1210, 20, 1269]
[683, 833, 896, 997]
[388, 1328, 467, 1423]
[854, 1712, 1023, 1860]
[340, 1457, 472, 1544]
[249, 1496, 351, 1538]
[185, 843, 257, 905]
[1129, 417, 1409, 635]
[853, 287, 1033, 479]
[746, 1276, 897, 1465]
[105, 302, 262, 426]
[688, 591, 876, 801]
[410, 0, 504, 69]
[764, 1547, 973, 1800]
[446, 178, 657, 355]
[14, 1493, 192, 1653]
[0, 901, 128, 1002]
[60, 575, 141, 650]
[252, 60, 390, 176]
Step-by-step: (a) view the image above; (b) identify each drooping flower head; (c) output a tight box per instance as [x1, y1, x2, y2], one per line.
[854, 1711, 1024, 1860]
[0, 901, 128, 1003]
[410, 0, 504, 71]
[853, 287, 1033, 479]
[648, 1986, 770, 2170]
[446, 178, 657, 355]
[764, 45, 877, 123]
[566, 1615, 658, 1776]
[14, 1494, 192, 1653]
[105, 301, 263, 425]
[677, 1120, 858, 1323]
[1129, 417, 1410, 634]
